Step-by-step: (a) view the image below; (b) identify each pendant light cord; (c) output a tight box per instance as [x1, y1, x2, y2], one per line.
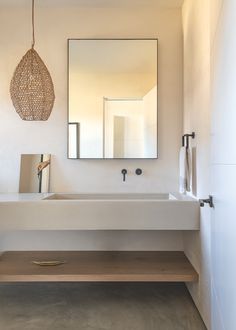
[31, 0, 35, 48]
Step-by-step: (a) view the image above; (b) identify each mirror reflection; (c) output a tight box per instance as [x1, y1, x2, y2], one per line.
[68, 39, 158, 159]
[19, 154, 51, 193]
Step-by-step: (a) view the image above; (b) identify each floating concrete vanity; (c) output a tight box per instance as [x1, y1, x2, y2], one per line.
[0, 193, 200, 283]
[0, 193, 200, 231]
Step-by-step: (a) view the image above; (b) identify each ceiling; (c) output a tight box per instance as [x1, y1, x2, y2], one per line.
[0, 0, 184, 8]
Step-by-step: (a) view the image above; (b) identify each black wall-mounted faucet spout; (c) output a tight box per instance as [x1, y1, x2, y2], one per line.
[121, 169, 127, 182]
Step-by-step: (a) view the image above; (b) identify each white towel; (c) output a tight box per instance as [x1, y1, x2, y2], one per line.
[179, 146, 192, 194]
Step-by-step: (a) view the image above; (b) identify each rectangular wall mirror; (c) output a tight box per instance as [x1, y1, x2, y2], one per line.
[68, 39, 158, 159]
[19, 154, 51, 193]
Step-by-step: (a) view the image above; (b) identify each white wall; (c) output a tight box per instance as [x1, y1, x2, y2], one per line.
[210, 1, 236, 329]
[0, 3, 183, 250]
[143, 86, 158, 157]
[0, 231, 183, 252]
[182, 0, 211, 328]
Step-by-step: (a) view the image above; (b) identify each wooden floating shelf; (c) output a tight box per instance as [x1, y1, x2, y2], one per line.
[0, 251, 198, 283]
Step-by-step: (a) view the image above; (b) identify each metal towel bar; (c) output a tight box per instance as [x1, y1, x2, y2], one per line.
[182, 132, 195, 149]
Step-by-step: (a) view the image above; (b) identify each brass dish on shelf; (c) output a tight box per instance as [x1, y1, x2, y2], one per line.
[32, 260, 66, 266]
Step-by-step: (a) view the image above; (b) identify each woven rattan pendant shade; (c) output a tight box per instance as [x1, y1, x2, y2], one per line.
[10, 0, 55, 121]
[10, 48, 55, 121]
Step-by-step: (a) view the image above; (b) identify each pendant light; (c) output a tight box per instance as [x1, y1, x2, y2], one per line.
[10, 0, 55, 121]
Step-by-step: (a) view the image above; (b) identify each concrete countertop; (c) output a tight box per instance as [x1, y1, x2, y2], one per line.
[0, 193, 53, 202]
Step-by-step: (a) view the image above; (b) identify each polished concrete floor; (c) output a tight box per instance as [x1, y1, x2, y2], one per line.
[0, 283, 206, 330]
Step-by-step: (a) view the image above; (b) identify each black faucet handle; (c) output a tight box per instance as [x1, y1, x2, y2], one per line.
[135, 168, 142, 175]
[121, 169, 127, 182]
